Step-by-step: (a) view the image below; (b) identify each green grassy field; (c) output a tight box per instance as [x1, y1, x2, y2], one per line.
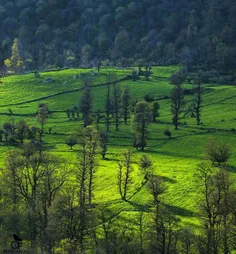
[0, 66, 235, 229]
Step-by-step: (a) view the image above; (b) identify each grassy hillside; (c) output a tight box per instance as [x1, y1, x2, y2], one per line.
[0, 66, 235, 229]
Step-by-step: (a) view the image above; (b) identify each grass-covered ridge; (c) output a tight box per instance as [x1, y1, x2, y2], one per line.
[0, 65, 235, 229]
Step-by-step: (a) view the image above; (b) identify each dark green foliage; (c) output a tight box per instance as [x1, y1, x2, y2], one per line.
[139, 155, 152, 180]
[133, 101, 152, 150]
[66, 135, 77, 150]
[1, 1, 236, 71]
[151, 102, 160, 122]
[15, 120, 29, 143]
[164, 129, 171, 139]
[100, 131, 108, 159]
[205, 139, 231, 165]
[144, 94, 154, 102]
[169, 69, 187, 85]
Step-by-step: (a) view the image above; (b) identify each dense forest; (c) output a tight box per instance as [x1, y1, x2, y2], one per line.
[1, 0, 236, 71]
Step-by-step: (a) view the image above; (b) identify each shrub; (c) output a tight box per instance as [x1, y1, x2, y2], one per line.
[144, 94, 154, 102]
[66, 136, 77, 150]
[164, 129, 172, 139]
[205, 139, 231, 165]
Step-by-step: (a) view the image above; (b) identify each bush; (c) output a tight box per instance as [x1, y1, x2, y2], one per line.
[164, 129, 171, 139]
[205, 139, 231, 165]
[66, 136, 77, 150]
[144, 94, 154, 102]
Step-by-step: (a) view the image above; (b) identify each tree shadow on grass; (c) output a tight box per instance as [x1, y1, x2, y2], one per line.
[158, 175, 177, 184]
[162, 203, 196, 217]
[126, 200, 152, 212]
[104, 157, 120, 162]
[147, 149, 202, 160]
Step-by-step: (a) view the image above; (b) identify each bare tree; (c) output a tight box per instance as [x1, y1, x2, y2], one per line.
[117, 150, 133, 201]
[193, 79, 203, 125]
[105, 72, 116, 132]
[122, 87, 132, 124]
[112, 82, 121, 131]
[100, 131, 108, 159]
[78, 126, 99, 205]
[39, 154, 69, 253]
[79, 77, 93, 127]
[105, 83, 111, 132]
[36, 103, 49, 142]
[2, 142, 68, 253]
[170, 84, 185, 130]
[148, 176, 178, 254]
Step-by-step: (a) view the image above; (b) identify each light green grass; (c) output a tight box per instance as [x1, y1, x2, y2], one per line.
[0, 66, 235, 229]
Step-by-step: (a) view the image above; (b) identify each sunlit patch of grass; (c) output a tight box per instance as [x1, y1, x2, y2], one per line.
[0, 66, 235, 229]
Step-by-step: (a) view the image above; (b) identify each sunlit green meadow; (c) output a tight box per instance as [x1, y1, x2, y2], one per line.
[0, 66, 235, 229]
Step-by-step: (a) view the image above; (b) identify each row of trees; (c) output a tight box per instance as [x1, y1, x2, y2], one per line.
[72, 73, 160, 151]
[0, 104, 48, 144]
[170, 71, 203, 129]
[67, 70, 204, 154]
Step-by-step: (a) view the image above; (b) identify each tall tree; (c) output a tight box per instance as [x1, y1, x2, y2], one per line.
[78, 126, 99, 205]
[100, 131, 108, 160]
[36, 103, 49, 142]
[170, 84, 185, 130]
[2, 142, 68, 253]
[121, 87, 132, 124]
[80, 78, 93, 127]
[105, 84, 111, 132]
[15, 120, 29, 143]
[112, 82, 121, 131]
[195, 163, 236, 253]
[105, 72, 116, 132]
[133, 101, 151, 151]
[151, 102, 160, 122]
[193, 78, 203, 125]
[117, 150, 133, 201]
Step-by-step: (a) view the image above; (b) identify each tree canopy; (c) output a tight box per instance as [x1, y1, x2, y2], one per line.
[1, 0, 236, 71]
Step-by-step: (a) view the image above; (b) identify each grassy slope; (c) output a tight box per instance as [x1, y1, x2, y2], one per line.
[0, 66, 235, 228]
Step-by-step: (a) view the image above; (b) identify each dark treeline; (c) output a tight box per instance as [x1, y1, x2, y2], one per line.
[1, 0, 236, 71]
